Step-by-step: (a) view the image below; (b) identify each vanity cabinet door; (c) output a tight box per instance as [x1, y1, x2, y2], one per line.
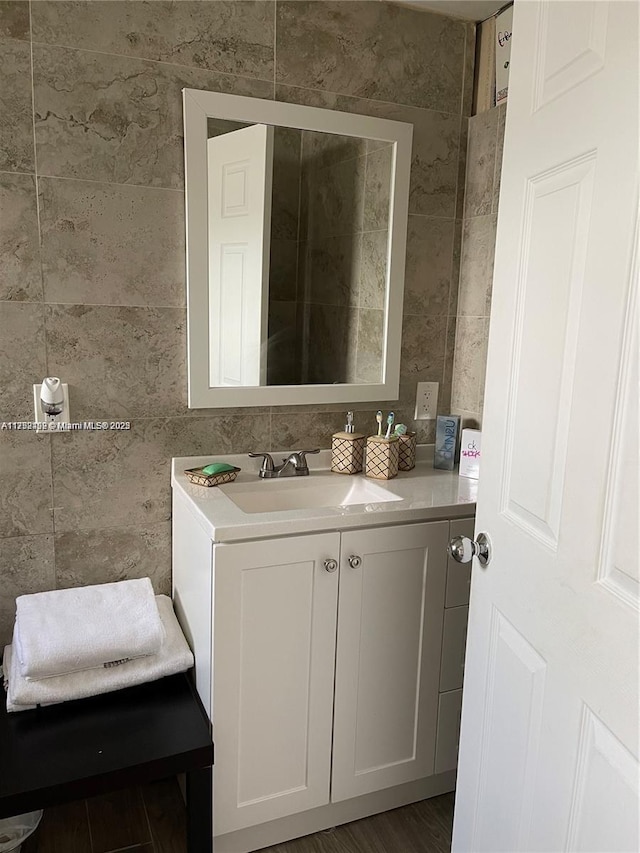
[213, 532, 340, 835]
[331, 521, 449, 802]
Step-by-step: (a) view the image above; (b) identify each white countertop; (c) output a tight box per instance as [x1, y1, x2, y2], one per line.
[171, 446, 477, 543]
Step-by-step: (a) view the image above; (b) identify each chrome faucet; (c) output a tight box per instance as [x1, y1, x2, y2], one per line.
[249, 449, 320, 478]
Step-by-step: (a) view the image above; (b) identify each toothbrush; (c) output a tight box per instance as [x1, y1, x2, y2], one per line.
[376, 410, 383, 437]
[384, 411, 395, 440]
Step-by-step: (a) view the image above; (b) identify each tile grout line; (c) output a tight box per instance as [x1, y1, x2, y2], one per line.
[449, 313, 492, 320]
[35, 171, 185, 193]
[450, 318, 461, 415]
[27, 0, 44, 330]
[11, 412, 275, 424]
[408, 212, 461, 222]
[0, 531, 54, 544]
[0, 167, 36, 178]
[2, 409, 387, 427]
[460, 22, 470, 123]
[299, 145, 389, 175]
[445, 110, 465, 393]
[17, 518, 172, 541]
[293, 85, 304, 313]
[30, 37, 275, 88]
[492, 104, 504, 216]
[273, 0, 277, 95]
[6, 299, 187, 310]
[464, 210, 498, 220]
[442, 315, 453, 406]
[355, 137, 370, 344]
[28, 0, 58, 571]
[275, 81, 465, 122]
[492, 104, 501, 200]
[450, 90, 475, 417]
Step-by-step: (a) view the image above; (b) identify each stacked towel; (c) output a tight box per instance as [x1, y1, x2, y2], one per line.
[3, 596, 194, 712]
[14, 577, 164, 680]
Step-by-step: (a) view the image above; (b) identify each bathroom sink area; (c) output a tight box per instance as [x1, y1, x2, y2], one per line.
[171, 449, 477, 542]
[219, 476, 403, 514]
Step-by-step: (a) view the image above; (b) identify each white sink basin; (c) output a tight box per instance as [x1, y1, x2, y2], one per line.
[219, 476, 403, 514]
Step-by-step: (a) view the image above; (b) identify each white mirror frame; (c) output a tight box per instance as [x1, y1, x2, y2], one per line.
[183, 88, 413, 408]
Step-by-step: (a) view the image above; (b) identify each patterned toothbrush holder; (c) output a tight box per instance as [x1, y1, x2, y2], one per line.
[365, 435, 400, 480]
[398, 431, 417, 470]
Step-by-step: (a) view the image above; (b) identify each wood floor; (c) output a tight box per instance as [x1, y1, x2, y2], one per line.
[261, 793, 455, 853]
[23, 780, 454, 853]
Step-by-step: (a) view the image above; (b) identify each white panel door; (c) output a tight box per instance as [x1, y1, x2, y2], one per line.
[213, 532, 340, 835]
[453, 3, 639, 852]
[332, 521, 449, 802]
[207, 123, 274, 387]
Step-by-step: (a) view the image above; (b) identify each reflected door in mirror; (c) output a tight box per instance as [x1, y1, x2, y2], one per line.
[207, 124, 274, 386]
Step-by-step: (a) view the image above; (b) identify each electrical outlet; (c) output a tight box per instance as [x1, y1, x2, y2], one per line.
[415, 381, 439, 420]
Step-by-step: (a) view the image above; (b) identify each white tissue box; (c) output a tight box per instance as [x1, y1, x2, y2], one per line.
[459, 429, 481, 480]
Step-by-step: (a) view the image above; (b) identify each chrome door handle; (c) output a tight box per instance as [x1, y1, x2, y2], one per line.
[448, 532, 492, 567]
[348, 555, 362, 569]
[324, 559, 338, 573]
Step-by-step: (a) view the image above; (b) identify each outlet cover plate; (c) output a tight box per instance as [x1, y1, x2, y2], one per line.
[415, 381, 439, 420]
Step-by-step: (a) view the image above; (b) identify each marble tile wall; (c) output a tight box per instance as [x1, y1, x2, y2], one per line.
[451, 103, 506, 428]
[0, 0, 474, 648]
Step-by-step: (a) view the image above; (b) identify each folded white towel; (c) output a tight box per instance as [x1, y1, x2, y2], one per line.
[14, 577, 164, 680]
[4, 596, 193, 712]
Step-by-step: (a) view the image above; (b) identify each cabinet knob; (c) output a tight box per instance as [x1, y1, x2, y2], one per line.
[348, 555, 362, 569]
[324, 559, 338, 573]
[448, 532, 492, 567]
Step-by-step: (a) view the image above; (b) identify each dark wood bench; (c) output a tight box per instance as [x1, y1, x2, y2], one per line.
[0, 673, 214, 852]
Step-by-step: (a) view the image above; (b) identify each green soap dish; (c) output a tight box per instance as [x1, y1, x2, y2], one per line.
[202, 462, 236, 476]
[184, 464, 241, 487]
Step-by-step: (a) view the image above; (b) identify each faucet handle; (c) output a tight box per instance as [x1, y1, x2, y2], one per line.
[248, 452, 275, 472]
[295, 449, 320, 469]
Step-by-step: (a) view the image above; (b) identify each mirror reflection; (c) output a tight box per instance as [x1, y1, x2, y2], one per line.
[206, 118, 392, 388]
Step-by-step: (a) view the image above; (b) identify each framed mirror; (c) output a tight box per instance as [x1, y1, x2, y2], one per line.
[183, 88, 412, 408]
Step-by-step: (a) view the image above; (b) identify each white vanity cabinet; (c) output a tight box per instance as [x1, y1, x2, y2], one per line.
[213, 532, 340, 834]
[171, 457, 475, 853]
[210, 522, 449, 836]
[331, 523, 448, 802]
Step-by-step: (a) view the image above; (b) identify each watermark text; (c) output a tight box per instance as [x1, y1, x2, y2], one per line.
[1, 422, 131, 431]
